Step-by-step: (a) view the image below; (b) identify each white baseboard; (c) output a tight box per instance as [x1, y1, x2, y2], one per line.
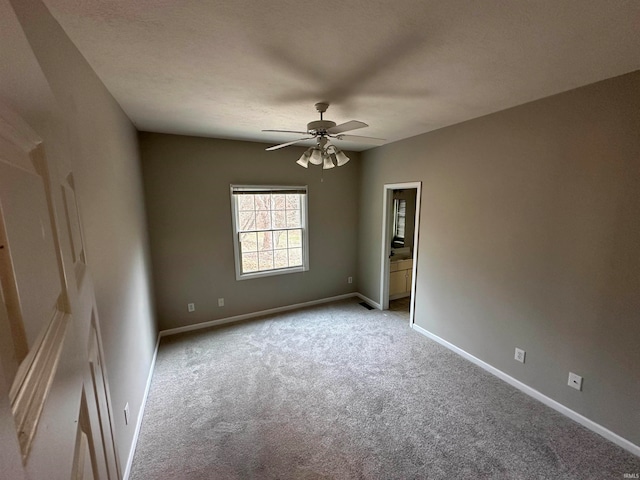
[159, 293, 359, 338]
[355, 293, 382, 310]
[389, 292, 410, 301]
[122, 335, 161, 480]
[411, 323, 640, 458]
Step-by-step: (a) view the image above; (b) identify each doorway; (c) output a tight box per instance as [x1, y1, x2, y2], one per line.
[380, 182, 421, 326]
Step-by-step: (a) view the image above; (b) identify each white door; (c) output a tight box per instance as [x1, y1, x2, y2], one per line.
[0, 103, 120, 478]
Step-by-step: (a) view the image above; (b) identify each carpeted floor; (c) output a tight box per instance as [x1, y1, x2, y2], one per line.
[130, 299, 640, 479]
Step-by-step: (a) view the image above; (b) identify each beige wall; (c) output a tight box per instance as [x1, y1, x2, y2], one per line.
[358, 71, 640, 446]
[140, 133, 360, 331]
[4, 0, 157, 473]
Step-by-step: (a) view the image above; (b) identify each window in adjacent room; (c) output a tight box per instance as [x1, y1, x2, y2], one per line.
[392, 198, 406, 247]
[230, 185, 309, 280]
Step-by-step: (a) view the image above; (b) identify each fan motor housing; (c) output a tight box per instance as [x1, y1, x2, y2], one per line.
[307, 120, 336, 134]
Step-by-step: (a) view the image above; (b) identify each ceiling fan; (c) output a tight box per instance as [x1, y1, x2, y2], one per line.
[263, 103, 385, 169]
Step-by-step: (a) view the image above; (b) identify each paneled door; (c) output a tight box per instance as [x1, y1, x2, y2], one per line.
[0, 102, 120, 478]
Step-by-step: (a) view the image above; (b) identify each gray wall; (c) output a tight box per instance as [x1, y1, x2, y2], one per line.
[7, 0, 157, 467]
[358, 71, 640, 446]
[140, 133, 360, 331]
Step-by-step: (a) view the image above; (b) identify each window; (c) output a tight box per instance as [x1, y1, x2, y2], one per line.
[393, 198, 406, 247]
[230, 185, 309, 280]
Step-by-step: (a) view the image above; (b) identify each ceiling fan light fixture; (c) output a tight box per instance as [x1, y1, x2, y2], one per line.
[265, 103, 380, 170]
[322, 154, 335, 170]
[296, 149, 311, 168]
[335, 149, 350, 166]
[309, 148, 323, 165]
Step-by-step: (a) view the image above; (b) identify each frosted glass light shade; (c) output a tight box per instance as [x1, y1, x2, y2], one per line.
[292, 141, 349, 169]
[335, 150, 350, 166]
[309, 148, 323, 165]
[296, 149, 311, 168]
[322, 154, 335, 169]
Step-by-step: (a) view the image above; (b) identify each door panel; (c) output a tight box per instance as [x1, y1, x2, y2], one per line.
[0, 160, 62, 348]
[389, 270, 406, 296]
[0, 102, 120, 478]
[75, 432, 97, 480]
[0, 114, 71, 460]
[88, 315, 120, 479]
[72, 389, 101, 480]
[61, 172, 87, 284]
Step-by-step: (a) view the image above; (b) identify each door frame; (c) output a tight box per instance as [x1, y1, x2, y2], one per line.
[379, 182, 422, 326]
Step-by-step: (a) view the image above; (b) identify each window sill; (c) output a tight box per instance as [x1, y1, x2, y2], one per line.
[236, 265, 308, 281]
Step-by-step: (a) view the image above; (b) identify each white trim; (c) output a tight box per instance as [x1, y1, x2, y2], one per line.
[122, 335, 161, 480]
[380, 189, 393, 310]
[230, 185, 309, 281]
[389, 292, 411, 301]
[355, 293, 382, 310]
[0, 101, 41, 153]
[159, 293, 358, 338]
[411, 323, 640, 458]
[380, 182, 422, 327]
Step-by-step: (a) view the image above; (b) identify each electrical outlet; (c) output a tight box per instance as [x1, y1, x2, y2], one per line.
[514, 347, 526, 363]
[188, 303, 195, 312]
[568, 372, 583, 391]
[124, 403, 130, 425]
[218, 298, 224, 307]
[348, 276, 353, 284]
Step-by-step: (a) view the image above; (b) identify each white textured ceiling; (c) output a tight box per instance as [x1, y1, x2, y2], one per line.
[38, 0, 640, 151]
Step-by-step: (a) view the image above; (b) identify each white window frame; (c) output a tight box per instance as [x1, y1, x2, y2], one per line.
[230, 184, 309, 280]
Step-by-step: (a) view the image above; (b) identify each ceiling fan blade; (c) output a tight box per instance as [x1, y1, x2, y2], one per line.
[327, 120, 368, 135]
[262, 129, 310, 135]
[333, 134, 386, 145]
[265, 137, 314, 151]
